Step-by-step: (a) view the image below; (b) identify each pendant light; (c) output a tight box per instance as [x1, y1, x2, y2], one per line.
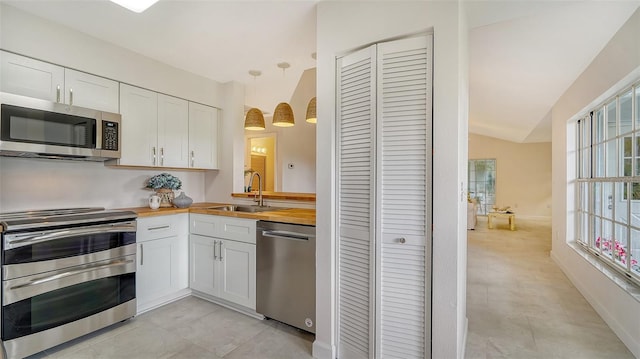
[272, 62, 295, 127]
[305, 97, 317, 123]
[245, 108, 265, 130]
[245, 70, 265, 130]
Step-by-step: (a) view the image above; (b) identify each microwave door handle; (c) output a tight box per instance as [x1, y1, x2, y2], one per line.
[9, 259, 134, 290]
[6, 223, 136, 250]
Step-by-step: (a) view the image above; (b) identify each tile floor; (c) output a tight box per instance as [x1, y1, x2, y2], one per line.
[25, 216, 635, 359]
[465, 217, 634, 359]
[29, 297, 314, 359]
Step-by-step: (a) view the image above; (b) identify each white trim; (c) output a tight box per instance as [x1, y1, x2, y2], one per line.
[460, 317, 468, 359]
[312, 340, 335, 359]
[551, 248, 640, 358]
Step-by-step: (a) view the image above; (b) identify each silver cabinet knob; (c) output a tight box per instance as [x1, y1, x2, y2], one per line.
[398, 237, 406, 244]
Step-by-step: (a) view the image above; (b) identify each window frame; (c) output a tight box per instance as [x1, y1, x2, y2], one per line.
[575, 81, 640, 285]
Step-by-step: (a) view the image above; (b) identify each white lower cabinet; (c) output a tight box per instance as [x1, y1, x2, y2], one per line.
[136, 214, 189, 313]
[189, 214, 256, 310]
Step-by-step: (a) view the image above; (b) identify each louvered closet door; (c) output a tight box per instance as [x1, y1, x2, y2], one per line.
[337, 45, 377, 359]
[376, 35, 432, 359]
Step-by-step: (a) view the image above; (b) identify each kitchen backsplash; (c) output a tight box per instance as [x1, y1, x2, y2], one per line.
[0, 157, 205, 212]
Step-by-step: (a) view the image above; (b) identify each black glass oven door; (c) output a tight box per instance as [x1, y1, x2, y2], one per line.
[0, 104, 96, 148]
[3, 222, 136, 266]
[1, 257, 135, 341]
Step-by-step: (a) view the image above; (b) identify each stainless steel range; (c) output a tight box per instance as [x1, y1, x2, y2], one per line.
[0, 208, 137, 359]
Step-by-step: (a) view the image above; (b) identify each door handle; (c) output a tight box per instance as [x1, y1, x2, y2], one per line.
[213, 240, 218, 260]
[69, 88, 73, 106]
[160, 147, 164, 166]
[140, 243, 144, 266]
[218, 241, 223, 261]
[152, 147, 157, 166]
[56, 85, 61, 103]
[191, 151, 195, 167]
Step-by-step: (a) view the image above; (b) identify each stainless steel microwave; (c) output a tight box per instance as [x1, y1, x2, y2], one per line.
[0, 92, 121, 161]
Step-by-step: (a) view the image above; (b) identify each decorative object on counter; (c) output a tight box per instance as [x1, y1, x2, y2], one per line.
[306, 97, 316, 123]
[244, 168, 254, 192]
[173, 192, 193, 208]
[148, 194, 161, 210]
[145, 173, 182, 208]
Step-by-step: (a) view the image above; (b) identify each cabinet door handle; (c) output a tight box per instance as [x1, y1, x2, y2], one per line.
[56, 85, 61, 103]
[397, 237, 406, 244]
[152, 147, 157, 166]
[160, 147, 164, 166]
[69, 88, 73, 106]
[148, 225, 170, 231]
[191, 151, 195, 167]
[213, 240, 218, 260]
[140, 243, 144, 266]
[218, 241, 223, 261]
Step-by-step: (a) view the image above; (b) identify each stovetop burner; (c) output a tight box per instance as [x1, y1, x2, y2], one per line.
[0, 207, 105, 221]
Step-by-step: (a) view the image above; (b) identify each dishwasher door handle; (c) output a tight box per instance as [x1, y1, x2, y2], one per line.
[261, 230, 311, 241]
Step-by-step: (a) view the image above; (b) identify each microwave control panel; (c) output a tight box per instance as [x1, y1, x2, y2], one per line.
[102, 121, 119, 151]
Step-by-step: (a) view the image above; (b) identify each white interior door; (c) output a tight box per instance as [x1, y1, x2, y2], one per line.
[337, 34, 432, 359]
[336, 44, 377, 359]
[376, 35, 432, 359]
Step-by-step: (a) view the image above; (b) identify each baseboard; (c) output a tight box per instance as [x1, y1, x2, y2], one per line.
[460, 316, 468, 359]
[191, 291, 265, 320]
[312, 340, 334, 359]
[551, 249, 640, 358]
[136, 288, 192, 315]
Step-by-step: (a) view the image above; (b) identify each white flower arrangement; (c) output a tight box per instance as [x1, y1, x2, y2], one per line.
[145, 173, 182, 190]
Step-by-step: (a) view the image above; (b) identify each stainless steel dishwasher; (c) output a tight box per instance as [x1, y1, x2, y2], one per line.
[256, 220, 316, 333]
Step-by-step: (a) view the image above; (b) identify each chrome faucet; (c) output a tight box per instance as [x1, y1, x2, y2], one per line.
[248, 172, 264, 207]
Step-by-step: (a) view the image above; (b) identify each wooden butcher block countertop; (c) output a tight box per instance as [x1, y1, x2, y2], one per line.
[123, 202, 316, 226]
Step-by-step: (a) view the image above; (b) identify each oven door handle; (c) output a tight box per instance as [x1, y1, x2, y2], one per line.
[5, 222, 136, 250]
[9, 259, 134, 290]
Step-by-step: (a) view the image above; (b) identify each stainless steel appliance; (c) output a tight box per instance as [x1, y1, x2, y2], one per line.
[0, 208, 137, 359]
[0, 92, 121, 161]
[256, 221, 315, 333]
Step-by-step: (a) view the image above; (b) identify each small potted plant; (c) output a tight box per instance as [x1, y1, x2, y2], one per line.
[145, 173, 182, 207]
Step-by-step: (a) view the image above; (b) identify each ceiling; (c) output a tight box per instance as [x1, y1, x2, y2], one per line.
[3, 0, 639, 143]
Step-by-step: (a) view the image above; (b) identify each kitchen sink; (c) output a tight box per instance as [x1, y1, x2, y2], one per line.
[206, 205, 281, 213]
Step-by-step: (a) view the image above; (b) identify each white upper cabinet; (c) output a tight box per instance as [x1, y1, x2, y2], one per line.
[1, 51, 118, 113]
[1, 51, 64, 102]
[119, 83, 158, 167]
[119, 84, 214, 169]
[158, 94, 189, 168]
[188, 102, 219, 169]
[64, 69, 119, 113]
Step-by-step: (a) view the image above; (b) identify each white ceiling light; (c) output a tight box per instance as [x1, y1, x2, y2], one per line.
[110, 0, 159, 13]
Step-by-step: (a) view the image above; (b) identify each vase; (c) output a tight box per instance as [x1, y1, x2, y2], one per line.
[155, 188, 174, 208]
[173, 192, 193, 208]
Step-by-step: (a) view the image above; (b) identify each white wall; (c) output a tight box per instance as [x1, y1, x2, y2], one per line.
[0, 4, 228, 211]
[468, 134, 552, 218]
[242, 68, 317, 193]
[316, 2, 468, 358]
[551, 7, 640, 358]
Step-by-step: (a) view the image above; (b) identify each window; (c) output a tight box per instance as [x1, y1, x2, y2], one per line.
[575, 82, 640, 284]
[468, 159, 496, 215]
